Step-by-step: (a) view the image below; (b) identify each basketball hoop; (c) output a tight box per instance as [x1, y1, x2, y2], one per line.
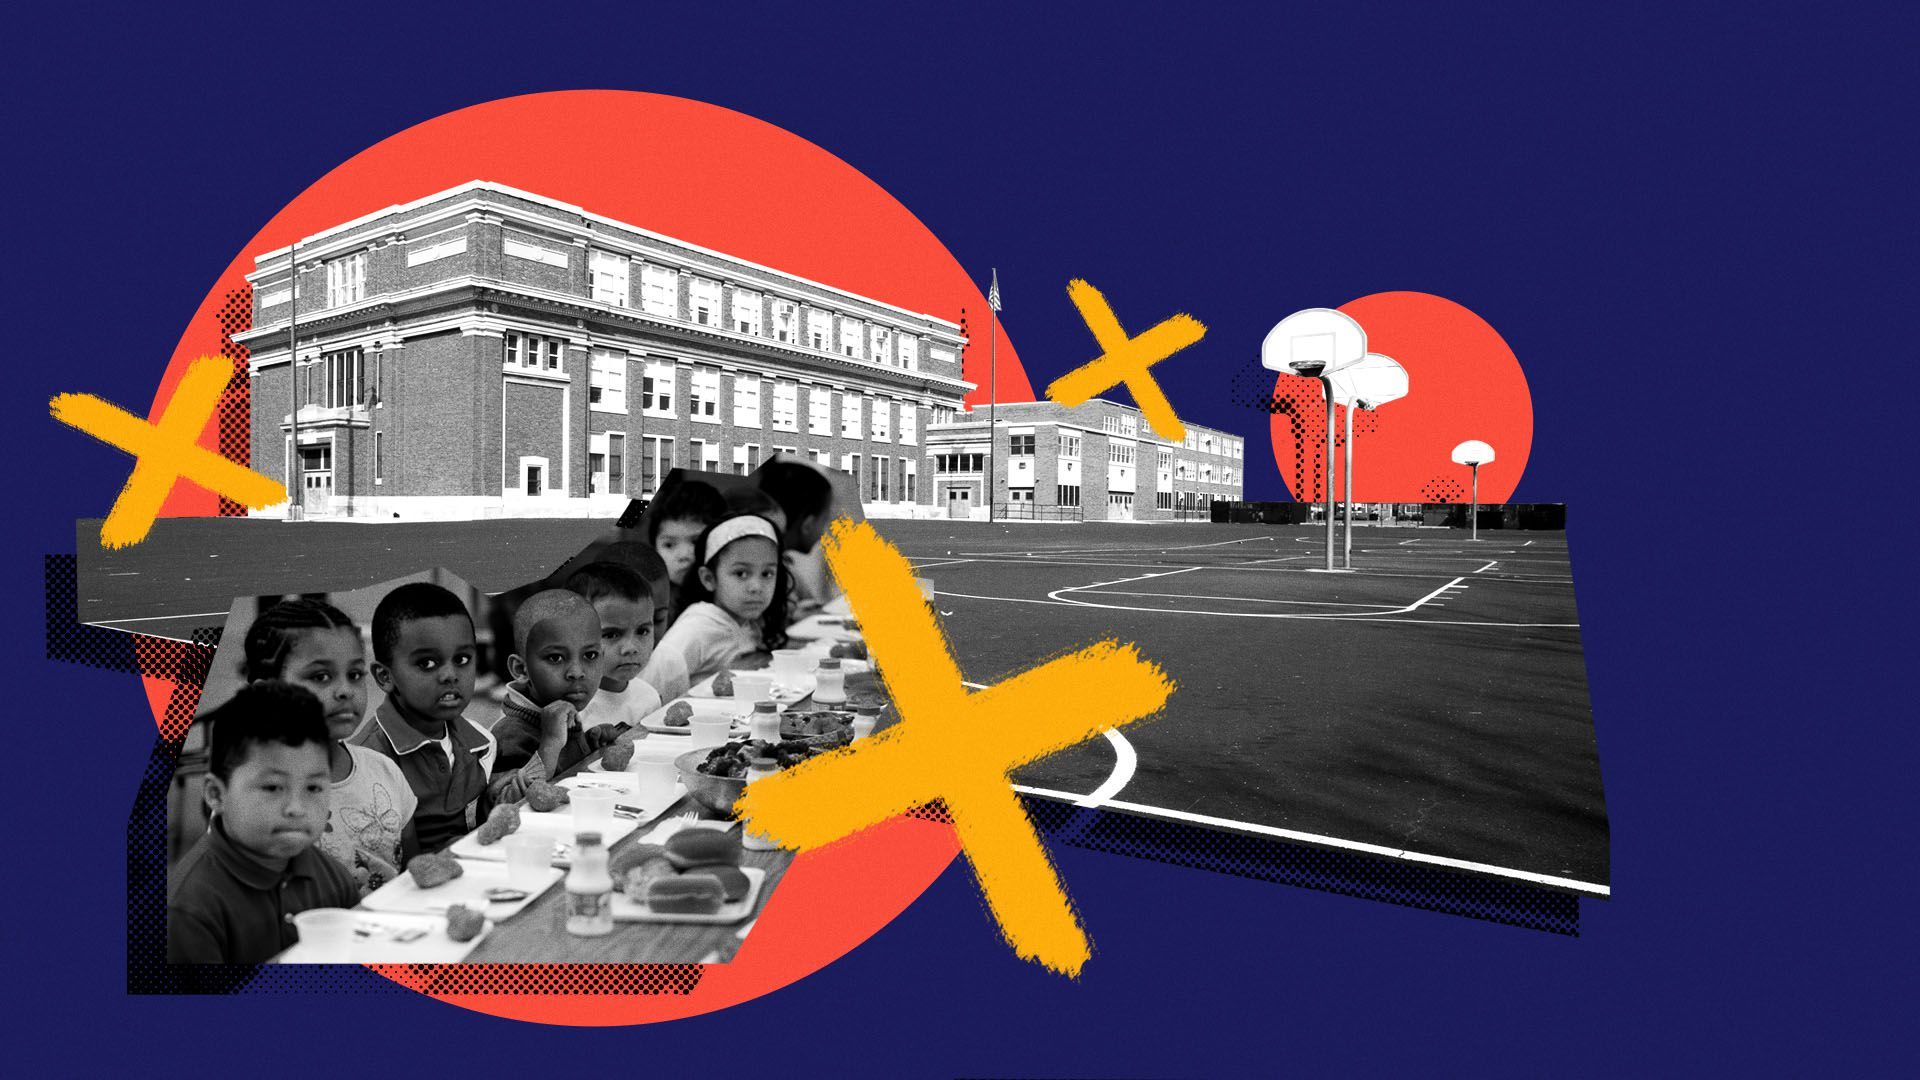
[1329, 354, 1408, 567]
[1451, 440, 1496, 540]
[1263, 308, 1367, 571]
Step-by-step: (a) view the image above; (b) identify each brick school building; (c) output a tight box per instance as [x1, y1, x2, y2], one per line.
[234, 181, 973, 519]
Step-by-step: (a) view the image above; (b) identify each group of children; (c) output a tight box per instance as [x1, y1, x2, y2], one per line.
[168, 461, 841, 964]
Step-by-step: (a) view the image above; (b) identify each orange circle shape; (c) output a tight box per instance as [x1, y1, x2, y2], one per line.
[1268, 291, 1533, 505]
[147, 90, 1004, 1023]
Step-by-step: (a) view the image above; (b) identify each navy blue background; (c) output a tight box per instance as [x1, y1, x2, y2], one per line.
[5, 2, 1909, 1073]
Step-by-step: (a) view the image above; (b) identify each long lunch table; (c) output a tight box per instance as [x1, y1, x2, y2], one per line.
[449, 660, 878, 964]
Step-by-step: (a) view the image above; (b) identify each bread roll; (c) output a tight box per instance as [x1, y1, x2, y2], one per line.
[645, 875, 724, 914]
[665, 827, 743, 870]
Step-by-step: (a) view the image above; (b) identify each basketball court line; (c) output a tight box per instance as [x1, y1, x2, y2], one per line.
[962, 679, 1137, 811]
[1009, 787, 1609, 897]
[1047, 573, 1466, 620]
[906, 553, 1574, 585]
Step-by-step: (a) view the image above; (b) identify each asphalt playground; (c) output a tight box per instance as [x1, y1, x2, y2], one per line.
[72, 515, 1606, 893]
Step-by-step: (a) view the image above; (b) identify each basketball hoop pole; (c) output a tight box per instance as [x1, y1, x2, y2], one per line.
[1470, 462, 1480, 541]
[1343, 400, 1355, 569]
[1323, 377, 1336, 571]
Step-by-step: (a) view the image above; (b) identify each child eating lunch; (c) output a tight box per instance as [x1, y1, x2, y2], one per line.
[348, 582, 503, 853]
[489, 589, 622, 799]
[646, 478, 726, 615]
[654, 512, 792, 684]
[169, 681, 359, 964]
[241, 598, 416, 895]
[564, 561, 663, 731]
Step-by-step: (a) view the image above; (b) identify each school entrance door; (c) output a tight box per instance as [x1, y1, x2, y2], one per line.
[944, 487, 972, 519]
[298, 444, 333, 515]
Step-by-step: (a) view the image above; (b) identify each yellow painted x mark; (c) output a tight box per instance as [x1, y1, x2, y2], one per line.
[736, 520, 1175, 976]
[1045, 278, 1207, 442]
[51, 356, 286, 548]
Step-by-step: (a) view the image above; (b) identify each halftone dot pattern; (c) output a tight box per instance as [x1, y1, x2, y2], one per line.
[1021, 795, 1579, 935]
[1267, 378, 1331, 503]
[1422, 476, 1466, 502]
[906, 800, 953, 824]
[373, 965, 703, 996]
[214, 287, 252, 517]
[44, 554, 138, 671]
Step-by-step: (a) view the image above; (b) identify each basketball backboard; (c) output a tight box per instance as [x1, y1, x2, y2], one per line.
[1262, 308, 1367, 377]
[1451, 439, 1495, 466]
[1329, 353, 1409, 409]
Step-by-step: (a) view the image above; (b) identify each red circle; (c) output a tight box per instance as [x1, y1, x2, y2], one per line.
[1267, 291, 1533, 504]
[147, 90, 1017, 1023]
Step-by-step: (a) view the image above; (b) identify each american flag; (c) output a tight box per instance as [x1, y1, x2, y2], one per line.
[988, 268, 1002, 313]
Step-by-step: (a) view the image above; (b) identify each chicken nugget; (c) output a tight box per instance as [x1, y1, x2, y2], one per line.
[445, 903, 486, 942]
[524, 779, 570, 813]
[406, 851, 464, 889]
[599, 741, 634, 771]
[663, 701, 694, 727]
[474, 803, 521, 846]
[711, 669, 735, 697]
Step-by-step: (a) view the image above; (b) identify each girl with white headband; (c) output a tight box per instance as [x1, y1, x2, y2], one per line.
[653, 511, 791, 683]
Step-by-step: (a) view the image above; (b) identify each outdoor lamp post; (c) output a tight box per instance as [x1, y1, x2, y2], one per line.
[1328, 353, 1409, 569]
[1262, 308, 1367, 571]
[1450, 439, 1496, 540]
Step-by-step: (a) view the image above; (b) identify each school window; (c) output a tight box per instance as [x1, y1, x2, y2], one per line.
[899, 404, 917, 445]
[643, 360, 675, 417]
[589, 432, 626, 496]
[729, 288, 761, 335]
[689, 369, 721, 421]
[904, 459, 917, 502]
[1157, 451, 1173, 487]
[810, 448, 830, 467]
[772, 300, 797, 343]
[1108, 442, 1134, 467]
[1057, 484, 1080, 507]
[504, 331, 566, 372]
[1223, 465, 1234, 484]
[839, 315, 865, 358]
[808, 386, 832, 435]
[639, 435, 671, 496]
[324, 251, 366, 308]
[589, 350, 626, 412]
[869, 325, 892, 364]
[688, 278, 721, 326]
[1109, 493, 1134, 510]
[590, 251, 629, 307]
[896, 332, 916, 369]
[1009, 434, 1035, 457]
[640, 265, 678, 317]
[771, 381, 799, 431]
[806, 309, 832, 350]
[1009, 487, 1034, 505]
[872, 455, 887, 501]
[1156, 490, 1174, 509]
[732, 374, 762, 427]
[373, 431, 384, 484]
[732, 443, 759, 476]
[1059, 433, 1081, 459]
[843, 453, 861, 490]
[840, 392, 862, 439]
[1201, 434, 1215, 455]
[871, 398, 891, 442]
[1201, 464, 1214, 483]
[691, 276, 721, 322]
[320, 347, 364, 408]
[936, 453, 985, 473]
[691, 439, 719, 473]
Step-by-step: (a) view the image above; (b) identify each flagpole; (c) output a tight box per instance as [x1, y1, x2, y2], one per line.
[987, 268, 999, 524]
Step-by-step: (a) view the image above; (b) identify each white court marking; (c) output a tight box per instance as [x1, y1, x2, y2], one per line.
[906, 558, 974, 571]
[1044, 572, 1467, 620]
[963, 679, 1137, 808]
[1010, 787, 1608, 897]
[1474, 560, 1499, 573]
[89, 610, 231, 624]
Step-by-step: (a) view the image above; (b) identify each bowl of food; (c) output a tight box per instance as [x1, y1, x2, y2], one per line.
[676, 746, 748, 815]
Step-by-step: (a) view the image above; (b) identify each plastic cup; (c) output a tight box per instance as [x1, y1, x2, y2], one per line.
[689, 713, 733, 750]
[732, 671, 775, 702]
[503, 832, 551, 887]
[632, 741, 681, 802]
[851, 714, 878, 740]
[291, 908, 357, 962]
[770, 649, 810, 685]
[571, 788, 617, 834]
